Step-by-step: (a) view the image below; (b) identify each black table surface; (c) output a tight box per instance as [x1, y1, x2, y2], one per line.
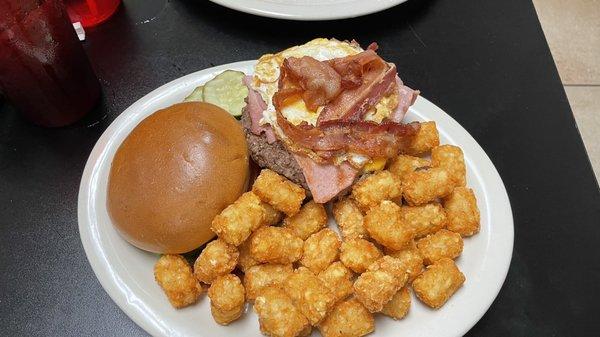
[1, 0, 599, 336]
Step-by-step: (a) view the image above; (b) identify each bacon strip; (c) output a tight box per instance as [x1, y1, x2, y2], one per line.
[274, 56, 342, 111]
[243, 76, 276, 144]
[293, 154, 358, 203]
[277, 110, 419, 159]
[328, 50, 381, 89]
[318, 55, 398, 125]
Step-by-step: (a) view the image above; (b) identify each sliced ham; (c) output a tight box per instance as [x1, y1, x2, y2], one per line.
[277, 110, 419, 159]
[293, 154, 358, 203]
[243, 76, 276, 144]
[390, 76, 420, 123]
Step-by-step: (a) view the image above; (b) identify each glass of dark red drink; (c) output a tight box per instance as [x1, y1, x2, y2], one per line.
[65, 0, 121, 28]
[0, 0, 101, 127]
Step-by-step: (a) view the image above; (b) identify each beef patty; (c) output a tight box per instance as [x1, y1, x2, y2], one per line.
[241, 106, 309, 190]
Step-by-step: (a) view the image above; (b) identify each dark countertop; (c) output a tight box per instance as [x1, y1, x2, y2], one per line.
[1, 0, 599, 336]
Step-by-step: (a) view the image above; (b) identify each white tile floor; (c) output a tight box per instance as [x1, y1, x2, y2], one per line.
[565, 87, 600, 176]
[533, 0, 600, 183]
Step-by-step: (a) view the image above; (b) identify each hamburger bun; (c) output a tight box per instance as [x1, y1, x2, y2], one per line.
[107, 102, 249, 254]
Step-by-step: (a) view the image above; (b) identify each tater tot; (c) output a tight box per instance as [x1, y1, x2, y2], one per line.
[402, 203, 448, 239]
[388, 154, 431, 181]
[332, 198, 368, 240]
[211, 191, 265, 246]
[284, 267, 337, 325]
[353, 256, 408, 313]
[417, 229, 464, 265]
[282, 200, 328, 240]
[405, 121, 440, 156]
[252, 169, 306, 216]
[351, 170, 402, 212]
[443, 187, 480, 236]
[207, 274, 245, 325]
[339, 238, 383, 274]
[154, 255, 203, 308]
[250, 226, 303, 264]
[317, 262, 354, 303]
[237, 238, 259, 273]
[254, 286, 311, 337]
[262, 202, 283, 226]
[432, 145, 466, 187]
[366, 255, 409, 277]
[193, 239, 239, 284]
[300, 228, 341, 273]
[413, 258, 465, 309]
[385, 240, 424, 282]
[402, 167, 457, 206]
[381, 287, 411, 320]
[318, 298, 374, 337]
[364, 201, 414, 250]
[244, 264, 293, 301]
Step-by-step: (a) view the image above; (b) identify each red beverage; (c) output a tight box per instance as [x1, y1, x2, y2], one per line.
[65, 0, 121, 28]
[0, 0, 101, 127]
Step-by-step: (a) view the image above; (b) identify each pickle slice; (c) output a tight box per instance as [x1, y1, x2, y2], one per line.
[202, 70, 248, 117]
[183, 85, 204, 102]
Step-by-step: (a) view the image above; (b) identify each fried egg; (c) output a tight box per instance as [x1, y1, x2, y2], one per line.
[252, 38, 364, 127]
[251, 38, 398, 169]
[252, 38, 399, 128]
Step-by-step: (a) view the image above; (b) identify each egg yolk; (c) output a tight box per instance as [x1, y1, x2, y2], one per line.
[363, 157, 387, 172]
[281, 95, 322, 126]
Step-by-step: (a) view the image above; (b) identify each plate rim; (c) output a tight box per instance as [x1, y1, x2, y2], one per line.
[78, 60, 514, 337]
[207, 0, 409, 20]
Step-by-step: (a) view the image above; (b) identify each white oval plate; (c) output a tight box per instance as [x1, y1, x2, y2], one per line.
[79, 61, 513, 337]
[208, 0, 409, 20]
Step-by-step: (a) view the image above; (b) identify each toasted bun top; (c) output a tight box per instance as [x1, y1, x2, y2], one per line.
[107, 102, 249, 253]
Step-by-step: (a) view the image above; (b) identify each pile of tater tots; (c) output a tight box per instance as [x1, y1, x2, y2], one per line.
[153, 120, 481, 337]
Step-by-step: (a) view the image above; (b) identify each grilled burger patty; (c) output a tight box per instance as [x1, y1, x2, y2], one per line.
[241, 106, 309, 190]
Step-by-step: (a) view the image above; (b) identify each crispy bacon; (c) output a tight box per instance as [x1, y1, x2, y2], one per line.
[274, 56, 342, 111]
[328, 50, 381, 89]
[318, 52, 398, 125]
[277, 109, 419, 159]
